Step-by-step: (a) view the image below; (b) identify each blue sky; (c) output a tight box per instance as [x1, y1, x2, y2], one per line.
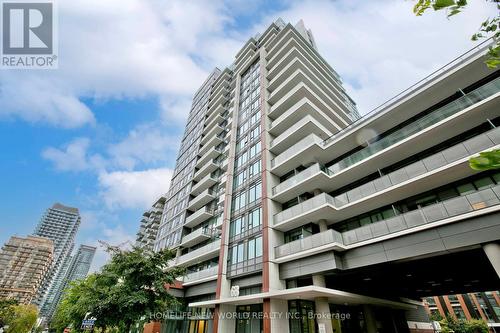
[0, 0, 497, 270]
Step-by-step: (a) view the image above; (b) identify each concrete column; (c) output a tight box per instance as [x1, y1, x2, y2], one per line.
[270, 299, 290, 333]
[312, 275, 333, 333]
[318, 219, 328, 232]
[363, 305, 378, 333]
[216, 304, 236, 333]
[483, 242, 500, 278]
[313, 274, 326, 287]
[315, 297, 333, 333]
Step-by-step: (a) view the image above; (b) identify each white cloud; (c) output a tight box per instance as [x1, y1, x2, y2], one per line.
[107, 124, 180, 170]
[0, 76, 95, 128]
[0, 0, 244, 128]
[98, 168, 172, 210]
[42, 138, 93, 171]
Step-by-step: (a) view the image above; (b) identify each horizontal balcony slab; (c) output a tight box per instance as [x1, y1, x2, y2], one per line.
[193, 161, 220, 181]
[199, 135, 224, 158]
[271, 86, 500, 179]
[201, 125, 225, 146]
[191, 174, 218, 196]
[187, 189, 216, 212]
[274, 186, 500, 263]
[184, 207, 215, 228]
[177, 239, 221, 267]
[270, 115, 332, 154]
[196, 147, 224, 168]
[183, 265, 218, 286]
[273, 127, 500, 203]
[180, 228, 214, 248]
[269, 97, 341, 135]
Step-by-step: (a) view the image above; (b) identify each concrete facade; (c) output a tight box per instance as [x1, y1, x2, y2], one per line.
[154, 18, 500, 333]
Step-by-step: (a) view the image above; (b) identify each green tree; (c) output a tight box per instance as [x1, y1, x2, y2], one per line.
[413, 0, 500, 68]
[440, 315, 489, 333]
[0, 299, 18, 328]
[51, 245, 184, 332]
[3, 304, 38, 333]
[469, 149, 500, 170]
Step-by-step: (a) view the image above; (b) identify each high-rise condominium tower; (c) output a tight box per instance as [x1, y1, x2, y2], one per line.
[154, 19, 500, 333]
[33, 203, 80, 321]
[44, 244, 96, 320]
[136, 195, 166, 251]
[0, 236, 54, 304]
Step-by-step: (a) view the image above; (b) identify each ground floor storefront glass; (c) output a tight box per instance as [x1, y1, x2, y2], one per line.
[236, 304, 263, 333]
[289, 300, 317, 333]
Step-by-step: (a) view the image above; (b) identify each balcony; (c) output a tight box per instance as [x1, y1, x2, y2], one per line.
[341, 184, 500, 245]
[270, 115, 332, 154]
[272, 127, 500, 203]
[183, 265, 219, 286]
[191, 173, 218, 196]
[203, 113, 225, 135]
[271, 77, 500, 179]
[200, 124, 225, 146]
[199, 134, 224, 156]
[206, 103, 227, 124]
[196, 147, 224, 168]
[180, 227, 214, 248]
[187, 189, 216, 212]
[274, 193, 338, 231]
[273, 185, 500, 262]
[193, 161, 220, 181]
[274, 229, 345, 262]
[184, 207, 215, 228]
[177, 239, 221, 266]
[269, 97, 340, 135]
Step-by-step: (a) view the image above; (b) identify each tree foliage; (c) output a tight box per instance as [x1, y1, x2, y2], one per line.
[0, 303, 38, 333]
[0, 299, 18, 328]
[413, 0, 500, 68]
[469, 149, 500, 170]
[440, 315, 489, 333]
[51, 246, 184, 333]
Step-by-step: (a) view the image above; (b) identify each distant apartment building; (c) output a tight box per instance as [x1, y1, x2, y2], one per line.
[136, 195, 166, 250]
[33, 203, 80, 321]
[425, 292, 500, 331]
[0, 236, 54, 304]
[152, 17, 500, 333]
[43, 244, 96, 320]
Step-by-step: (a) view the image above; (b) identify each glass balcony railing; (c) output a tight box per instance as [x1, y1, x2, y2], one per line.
[275, 185, 500, 258]
[327, 77, 500, 174]
[273, 127, 500, 199]
[342, 184, 500, 245]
